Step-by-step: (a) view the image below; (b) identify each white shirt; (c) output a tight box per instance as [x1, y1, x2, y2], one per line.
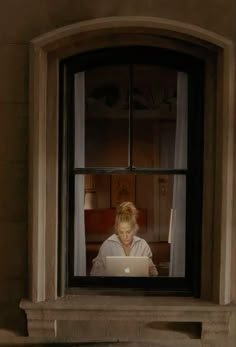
[90, 234, 158, 276]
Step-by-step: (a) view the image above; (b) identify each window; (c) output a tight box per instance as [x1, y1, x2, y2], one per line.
[59, 46, 204, 295]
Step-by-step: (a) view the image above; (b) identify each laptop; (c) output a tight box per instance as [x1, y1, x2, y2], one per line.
[105, 256, 149, 277]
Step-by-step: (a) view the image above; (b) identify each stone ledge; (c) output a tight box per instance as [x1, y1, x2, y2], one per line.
[19, 295, 235, 345]
[0, 336, 202, 347]
[20, 295, 236, 312]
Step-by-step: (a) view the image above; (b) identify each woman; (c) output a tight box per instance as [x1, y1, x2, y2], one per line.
[90, 201, 158, 276]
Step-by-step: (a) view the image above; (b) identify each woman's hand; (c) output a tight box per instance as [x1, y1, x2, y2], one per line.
[149, 265, 158, 277]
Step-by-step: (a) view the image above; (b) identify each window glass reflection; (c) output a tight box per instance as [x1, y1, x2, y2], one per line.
[132, 65, 187, 169]
[74, 66, 188, 170]
[74, 66, 129, 168]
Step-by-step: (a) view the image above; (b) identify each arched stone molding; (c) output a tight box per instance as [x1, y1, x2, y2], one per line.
[26, 16, 235, 310]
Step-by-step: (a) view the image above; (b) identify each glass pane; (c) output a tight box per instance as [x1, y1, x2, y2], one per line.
[74, 66, 129, 168]
[132, 65, 188, 169]
[73, 173, 186, 278]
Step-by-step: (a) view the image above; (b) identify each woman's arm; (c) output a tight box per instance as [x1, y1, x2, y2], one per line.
[90, 242, 108, 276]
[90, 257, 106, 276]
[141, 240, 158, 277]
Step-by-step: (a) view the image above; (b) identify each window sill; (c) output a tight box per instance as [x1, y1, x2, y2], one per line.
[20, 295, 235, 341]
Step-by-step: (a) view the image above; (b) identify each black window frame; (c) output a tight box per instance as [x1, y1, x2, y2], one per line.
[59, 46, 204, 297]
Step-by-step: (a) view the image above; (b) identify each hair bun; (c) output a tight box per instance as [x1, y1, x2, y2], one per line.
[117, 201, 138, 218]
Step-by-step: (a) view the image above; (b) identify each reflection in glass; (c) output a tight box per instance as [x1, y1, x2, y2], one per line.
[74, 66, 129, 168]
[74, 66, 188, 170]
[132, 66, 188, 169]
[73, 174, 186, 277]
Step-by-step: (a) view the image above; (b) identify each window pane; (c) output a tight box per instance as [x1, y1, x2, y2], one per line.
[132, 65, 188, 169]
[74, 66, 130, 168]
[73, 173, 186, 278]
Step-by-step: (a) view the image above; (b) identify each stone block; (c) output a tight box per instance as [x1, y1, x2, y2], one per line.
[0, 222, 27, 279]
[0, 1, 54, 43]
[0, 45, 28, 103]
[0, 103, 28, 162]
[0, 163, 27, 222]
[0, 0, 235, 44]
[57, 320, 201, 342]
[0, 303, 27, 336]
[0, 278, 27, 304]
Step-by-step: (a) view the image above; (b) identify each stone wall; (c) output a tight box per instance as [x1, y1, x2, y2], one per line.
[0, 0, 235, 343]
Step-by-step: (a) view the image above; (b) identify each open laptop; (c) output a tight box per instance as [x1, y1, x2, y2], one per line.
[105, 256, 149, 277]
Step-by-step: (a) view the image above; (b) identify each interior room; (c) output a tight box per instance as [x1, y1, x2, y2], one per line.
[75, 64, 179, 277]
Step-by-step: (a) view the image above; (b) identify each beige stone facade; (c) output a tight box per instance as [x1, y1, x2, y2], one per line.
[0, 1, 236, 346]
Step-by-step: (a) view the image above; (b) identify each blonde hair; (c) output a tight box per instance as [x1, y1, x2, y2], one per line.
[115, 201, 139, 234]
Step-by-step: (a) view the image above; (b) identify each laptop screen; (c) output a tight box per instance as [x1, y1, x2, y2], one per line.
[105, 256, 149, 277]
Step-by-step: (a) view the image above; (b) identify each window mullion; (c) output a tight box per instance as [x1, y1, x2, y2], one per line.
[128, 64, 133, 168]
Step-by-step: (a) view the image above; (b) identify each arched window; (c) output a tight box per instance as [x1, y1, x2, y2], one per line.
[21, 18, 235, 340]
[60, 46, 204, 295]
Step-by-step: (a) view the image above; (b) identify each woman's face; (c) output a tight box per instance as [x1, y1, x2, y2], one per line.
[117, 222, 135, 246]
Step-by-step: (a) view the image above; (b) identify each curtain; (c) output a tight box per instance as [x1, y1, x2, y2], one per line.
[169, 72, 188, 277]
[74, 72, 86, 276]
